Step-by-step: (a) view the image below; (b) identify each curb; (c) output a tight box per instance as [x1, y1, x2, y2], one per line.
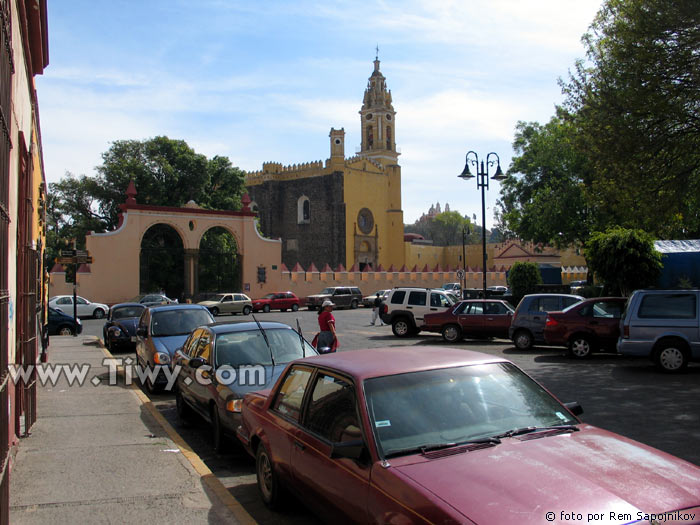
[97, 338, 257, 525]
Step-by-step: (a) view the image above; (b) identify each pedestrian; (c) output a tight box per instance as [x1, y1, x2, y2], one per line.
[371, 292, 384, 326]
[316, 299, 337, 352]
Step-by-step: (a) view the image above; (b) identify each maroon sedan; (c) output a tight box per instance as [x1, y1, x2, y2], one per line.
[237, 347, 700, 524]
[252, 291, 301, 313]
[423, 299, 514, 342]
[544, 297, 627, 358]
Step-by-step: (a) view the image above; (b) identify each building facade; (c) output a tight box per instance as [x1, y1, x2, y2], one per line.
[246, 57, 405, 271]
[1, 1, 49, 522]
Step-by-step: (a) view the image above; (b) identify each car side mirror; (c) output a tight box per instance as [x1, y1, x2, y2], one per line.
[330, 439, 365, 460]
[136, 327, 147, 337]
[189, 357, 206, 369]
[564, 401, 583, 416]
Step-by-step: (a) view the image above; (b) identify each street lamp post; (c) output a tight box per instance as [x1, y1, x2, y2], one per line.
[458, 151, 505, 298]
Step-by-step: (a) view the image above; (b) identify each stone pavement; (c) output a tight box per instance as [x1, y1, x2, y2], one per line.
[9, 335, 255, 524]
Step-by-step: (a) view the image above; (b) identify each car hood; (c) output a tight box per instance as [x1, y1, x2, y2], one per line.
[390, 425, 700, 524]
[222, 364, 288, 397]
[152, 335, 189, 356]
[197, 300, 218, 307]
[111, 318, 139, 336]
[307, 294, 330, 300]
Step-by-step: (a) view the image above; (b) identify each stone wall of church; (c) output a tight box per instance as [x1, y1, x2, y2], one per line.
[247, 172, 347, 270]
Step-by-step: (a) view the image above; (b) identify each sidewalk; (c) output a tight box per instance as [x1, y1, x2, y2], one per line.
[9, 335, 253, 524]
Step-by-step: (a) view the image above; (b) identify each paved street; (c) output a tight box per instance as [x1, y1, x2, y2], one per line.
[78, 307, 700, 523]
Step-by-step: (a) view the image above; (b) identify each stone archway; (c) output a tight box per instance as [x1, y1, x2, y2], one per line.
[198, 226, 241, 295]
[140, 223, 185, 300]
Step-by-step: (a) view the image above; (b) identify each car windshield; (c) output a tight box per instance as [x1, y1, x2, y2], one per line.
[214, 294, 228, 301]
[319, 288, 333, 295]
[151, 309, 212, 336]
[112, 306, 145, 320]
[214, 328, 317, 367]
[364, 363, 577, 458]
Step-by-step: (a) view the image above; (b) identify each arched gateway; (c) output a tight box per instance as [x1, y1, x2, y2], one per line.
[52, 182, 282, 304]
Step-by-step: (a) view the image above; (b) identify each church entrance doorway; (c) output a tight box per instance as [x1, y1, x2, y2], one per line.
[140, 224, 185, 300]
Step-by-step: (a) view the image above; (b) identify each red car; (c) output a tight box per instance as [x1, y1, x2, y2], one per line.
[544, 297, 627, 358]
[252, 292, 300, 313]
[423, 299, 514, 342]
[237, 347, 700, 524]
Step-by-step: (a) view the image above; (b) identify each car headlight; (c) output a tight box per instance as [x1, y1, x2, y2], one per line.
[112, 328, 122, 337]
[226, 399, 243, 413]
[154, 352, 171, 365]
[76, 318, 82, 325]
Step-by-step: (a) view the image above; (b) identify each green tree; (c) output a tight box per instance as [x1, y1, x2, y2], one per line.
[584, 227, 663, 296]
[404, 210, 478, 246]
[562, 0, 700, 238]
[496, 114, 592, 248]
[507, 261, 543, 299]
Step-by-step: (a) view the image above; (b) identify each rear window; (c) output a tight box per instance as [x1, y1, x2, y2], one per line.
[638, 293, 697, 319]
[390, 291, 406, 304]
[534, 297, 560, 312]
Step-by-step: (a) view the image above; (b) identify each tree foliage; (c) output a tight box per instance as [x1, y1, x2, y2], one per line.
[507, 261, 543, 299]
[498, 0, 700, 245]
[47, 137, 246, 262]
[405, 211, 483, 246]
[584, 227, 663, 296]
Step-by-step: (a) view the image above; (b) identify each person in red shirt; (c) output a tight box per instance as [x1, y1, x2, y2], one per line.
[316, 299, 337, 352]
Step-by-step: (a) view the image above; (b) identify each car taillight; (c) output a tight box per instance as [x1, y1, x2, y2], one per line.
[545, 316, 558, 327]
[623, 323, 629, 338]
[381, 304, 388, 314]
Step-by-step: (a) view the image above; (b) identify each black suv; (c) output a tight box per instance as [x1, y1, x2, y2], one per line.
[305, 286, 363, 310]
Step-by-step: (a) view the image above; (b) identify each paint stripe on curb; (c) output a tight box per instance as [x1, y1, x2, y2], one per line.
[97, 339, 257, 525]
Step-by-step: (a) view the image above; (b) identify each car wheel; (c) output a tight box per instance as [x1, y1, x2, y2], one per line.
[93, 308, 105, 320]
[392, 317, 412, 338]
[263, 304, 270, 313]
[243, 306, 252, 315]
[211, 307, 219, 316]
[211, 406, 226, 453]
[442, 324, 462, 343]
[144, 365, 162, 394]
[654, 342, 689, 373]
[350, 299, 358, 309]
[175, 390, 193, 426]
[291, 304, 299, 312]
[513, 330, 533, 350]
[256, 443, 282, 509]
[568, 336, 594, 358]
[58, 326, 74, 336]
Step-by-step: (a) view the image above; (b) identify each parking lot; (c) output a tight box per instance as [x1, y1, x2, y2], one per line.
[80, 307, 700, 523]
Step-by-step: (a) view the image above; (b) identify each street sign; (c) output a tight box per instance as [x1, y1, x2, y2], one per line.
[76, 256, 93, 264]
[456, 269, 465, 279]
[56, 256, 76, 265]
[60, 250, 76, 257]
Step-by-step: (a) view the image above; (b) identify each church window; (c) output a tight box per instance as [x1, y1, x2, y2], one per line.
[386, 126, 392, 150]
[367, 126, 374, 148]
[297, 196, 310, 224]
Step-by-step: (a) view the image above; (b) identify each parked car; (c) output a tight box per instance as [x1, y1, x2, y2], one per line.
[486, 285, 509, 296]
[237, 346, 700, 523]
[568, 280, 588, 294]
[442, 282, 461, 293]
[252, 292, 301, 313]
[618, 289, 700, 372]
[132, 293, 178, 307]
[509, 293, 584, 350]
[135, 304, 214, 393]
[379, 287, 455, 337]
[306, 286, 363, 310]
[48, 295, 109, 319]
[46, 306, 82, 336]
[198, 293, 252, 316]
[102, 303, 146, 352]
[362, 290, 389, 308]
[543, 297, 627, 358]
[174, 321, 317, 451]
[423, 299, 514, 342]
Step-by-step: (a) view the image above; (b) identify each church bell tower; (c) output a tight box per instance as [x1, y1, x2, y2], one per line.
[359, 53, 399, 165]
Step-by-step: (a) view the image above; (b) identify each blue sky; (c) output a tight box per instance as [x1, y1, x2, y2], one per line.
[37, 0, 603, 227]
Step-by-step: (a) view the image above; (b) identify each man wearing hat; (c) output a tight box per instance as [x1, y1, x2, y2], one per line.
[316, 299, 338, 351]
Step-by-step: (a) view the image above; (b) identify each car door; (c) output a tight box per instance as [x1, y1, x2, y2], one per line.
[407, 290, 428, 324]
[590, 300, 625, 349]
[267, 366, 315, 487]
[291, 370, 370, 524]
[176, 329, 204, 412]
[55, 296, 73, 316]
[231, 294, 244, 313]
[482, 301, 513, 338]
[531, 296, 560, 341]
[332, 288, 348, 308]
[187, 330, 214, 413]
[220, 295, 234, 314]
[458, 301, 485, 336]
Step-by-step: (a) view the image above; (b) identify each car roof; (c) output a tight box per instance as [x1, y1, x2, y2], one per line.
[110, 302, 145, 309]
[294, 346, 508, 382]
[206, 321, 294, 334]
[148, 304, 209, 312]
[523, 293, 584, 299]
